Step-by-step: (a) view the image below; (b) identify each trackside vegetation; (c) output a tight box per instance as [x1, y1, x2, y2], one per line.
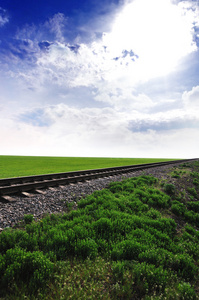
[0, 155, 174, 178]
[0, 162, 199, 299]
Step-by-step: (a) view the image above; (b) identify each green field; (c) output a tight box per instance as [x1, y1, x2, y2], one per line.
[0, 156, 174, 179]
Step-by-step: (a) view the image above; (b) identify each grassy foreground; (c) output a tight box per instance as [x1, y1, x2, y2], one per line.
[0, 156, 173, 179]
[0, 161, 199, 299]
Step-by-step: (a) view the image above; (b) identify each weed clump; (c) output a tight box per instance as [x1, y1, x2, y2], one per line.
[164, 183, 176, 196]
[187, 187, 198, 198]
[132, 262, 169, 295]
[0, 247, 54, 295]
[171, 201, 186, 216]
[177, 282, 197, 299]
[23, 214, 34, 224]
[187, 201, 199, 213]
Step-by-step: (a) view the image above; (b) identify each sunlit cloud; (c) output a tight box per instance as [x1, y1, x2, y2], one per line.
[101, 0, 197, 79]
[0, 0, 199, 158]
[4, 0, 198, 91]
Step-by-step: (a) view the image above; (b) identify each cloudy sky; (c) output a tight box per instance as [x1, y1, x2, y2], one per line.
[0, 0, 199, 158]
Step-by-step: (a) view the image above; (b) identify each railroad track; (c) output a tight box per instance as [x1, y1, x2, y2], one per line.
[0, 159, 197, 201]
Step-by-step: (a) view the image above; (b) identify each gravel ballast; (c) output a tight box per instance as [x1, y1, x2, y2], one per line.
[0, 162, 196, 230]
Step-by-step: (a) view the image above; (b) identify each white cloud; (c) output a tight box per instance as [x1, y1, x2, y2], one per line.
[35, 42, 115, 87]
[15, 13, 67, 43]
[44, 13, 67, 43]
[183, 85, 199, 108]
[0, 7, 9, 27]
[0, 104, 130, 156]
[8, 0, 197, 112]
[1, 94, 199, 158]
[0, 117, 47, 156]
[2, 0, 198, 103]
[93, 86, 155, 112]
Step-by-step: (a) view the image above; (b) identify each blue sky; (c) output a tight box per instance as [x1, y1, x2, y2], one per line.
[0, 0, 199, 158]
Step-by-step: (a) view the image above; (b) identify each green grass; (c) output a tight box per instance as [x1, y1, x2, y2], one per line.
[0, 156, 173, 178]
[0, 161, 198, 299]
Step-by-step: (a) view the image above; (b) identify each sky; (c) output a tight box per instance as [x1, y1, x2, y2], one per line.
[0, 0, 199, 158]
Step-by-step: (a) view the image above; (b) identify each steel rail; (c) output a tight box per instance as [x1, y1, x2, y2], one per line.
[0, 159, 197, 197]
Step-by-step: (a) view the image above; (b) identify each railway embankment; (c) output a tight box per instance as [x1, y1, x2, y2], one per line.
[0, 160, 198, 230]
[0, 160, 199, 299]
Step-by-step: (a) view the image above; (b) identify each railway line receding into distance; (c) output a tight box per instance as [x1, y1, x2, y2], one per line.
[0, 159, 197, 202]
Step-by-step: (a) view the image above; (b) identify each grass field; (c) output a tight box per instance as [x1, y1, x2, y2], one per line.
[0, 156, 174, 179]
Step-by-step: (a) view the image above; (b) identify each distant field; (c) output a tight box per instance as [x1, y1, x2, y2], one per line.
[0, 156, 174, 179]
